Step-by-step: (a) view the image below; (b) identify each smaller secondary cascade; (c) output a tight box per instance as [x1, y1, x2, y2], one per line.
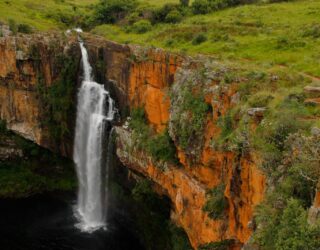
[73, 38, 116, 232]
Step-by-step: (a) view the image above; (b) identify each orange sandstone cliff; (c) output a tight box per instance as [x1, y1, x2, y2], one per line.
[0, 33, 80, 156]
[83, 35, 266, 249]
[0, 32, 265, 249]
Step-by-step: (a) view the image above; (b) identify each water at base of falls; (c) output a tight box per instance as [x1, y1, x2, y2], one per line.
[73, 41, 115, 232]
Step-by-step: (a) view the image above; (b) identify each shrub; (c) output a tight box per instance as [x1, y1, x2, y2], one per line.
[171, 87, 209, 150]
[0, 120, 7, 134]
[95, 0, 138, 24]
[302, 24, 320, 39]
[203, 184, 228, 219]
[130, 108, 177, 164]
[165, 10, 183, 23]
[254, 198, 320, 250]
[36, 54, 78, 141]
[180, 0, 190, 7]
[146, 129, 177, 163]
[248, 93, 274, 108]
[169, 223, 193, 250]
[192, 33, 207, 45]
[129, 108, 150, 146]
[192, 0, 211, 14]
[199, 239, 235, 250]
[8, 19, 17, 34]
[17, 24, 33, 34]
[132, 19, 152, 34]
[152, 4, 180, 24]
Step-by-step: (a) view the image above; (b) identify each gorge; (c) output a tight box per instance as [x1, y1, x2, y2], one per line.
[0, 26, 319, 250]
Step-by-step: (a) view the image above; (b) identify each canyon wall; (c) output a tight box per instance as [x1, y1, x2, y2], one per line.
[0, 32, 265, 249]
[0, 32, 80, 156]
[84, 34, 266, 249]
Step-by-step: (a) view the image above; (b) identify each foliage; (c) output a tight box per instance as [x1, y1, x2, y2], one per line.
[146, 129, 177, 163]
[0, 132, 76, 198]
[192, 33, 207, 45]
[91, 1, 320, 77]
[0, 119, 7, 134]
[151, 3, 181, 24]
[129, 108, 177, 164]
[17, 23, 33, 33]
[36, 54, 78, 141]
[8, 18, 17, 34]
[95, 0, 138, 24]
[192, 0, 212, 14]
[199, 239, 235, 250]
[170, 85, 209, 151]
[0, 161, 76, 198]
[169, 223, 193, 250]
[253, 130, 320, 248]
[180, 0, 190, 7]
[203, 184, 227, 219]
[254, 198, 320, 250]
[132, 19, 152, 33]
[165, 10, 183, 23]
[248, 93, 274, 108]
[111, 177, 192, 250]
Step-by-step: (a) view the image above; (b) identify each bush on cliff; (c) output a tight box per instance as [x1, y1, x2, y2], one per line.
[203, 184, 228, 219]
[129, 108, 177, 164]
[132, 19, 152, 34]
[146, 129, 177, 163]
[170, 86, 209, 151]
[36, 53, 78, 142]
[0, 132, 76, 198]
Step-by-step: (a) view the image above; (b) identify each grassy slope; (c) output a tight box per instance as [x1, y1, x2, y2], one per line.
[92, 0, 320, 77]
[0, 0, 177, 30]
[0, 0, 98, 30]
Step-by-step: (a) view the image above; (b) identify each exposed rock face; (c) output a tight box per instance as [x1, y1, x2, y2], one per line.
[0, 32, 265, 249]
[83, 37, 266, 249]
[0, 33, 80, 156]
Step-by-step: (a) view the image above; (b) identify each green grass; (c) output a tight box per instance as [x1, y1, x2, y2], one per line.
[92, 0, 320, 77]
[0, 0, 98, 30]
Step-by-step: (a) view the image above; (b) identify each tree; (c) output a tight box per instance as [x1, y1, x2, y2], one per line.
[180, 0, 190, 6]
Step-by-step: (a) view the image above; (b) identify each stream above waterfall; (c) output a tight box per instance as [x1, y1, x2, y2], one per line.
[0, 192, 144, 250]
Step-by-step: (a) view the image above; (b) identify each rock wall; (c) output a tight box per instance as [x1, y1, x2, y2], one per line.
[0, 32, 80, 156]
[0, 32, 265, 249]
[84, 35, 266, 249]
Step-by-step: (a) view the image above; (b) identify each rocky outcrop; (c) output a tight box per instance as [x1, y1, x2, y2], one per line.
[0, 32, 80, 156]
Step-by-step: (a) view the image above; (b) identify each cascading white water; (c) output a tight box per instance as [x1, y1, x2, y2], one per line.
[73, 41, 115, 232]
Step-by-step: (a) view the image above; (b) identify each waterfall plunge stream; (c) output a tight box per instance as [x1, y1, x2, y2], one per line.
[73, 41, 115, 232]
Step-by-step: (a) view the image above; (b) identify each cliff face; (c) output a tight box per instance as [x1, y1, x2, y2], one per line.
[0, 32, 265, 249]
[84, 35, 265, 249]
[0, 33, 80, 156]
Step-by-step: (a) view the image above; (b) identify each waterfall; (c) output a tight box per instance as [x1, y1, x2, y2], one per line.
[73, 41, 115, 232]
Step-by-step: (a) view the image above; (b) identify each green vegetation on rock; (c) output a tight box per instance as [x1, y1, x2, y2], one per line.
[110, 177, 193, 250]
[36, 53, 78, 142]
[129, 108, 177, 165]
[203, 184, 227, 219]
[0, 128, 76, 198]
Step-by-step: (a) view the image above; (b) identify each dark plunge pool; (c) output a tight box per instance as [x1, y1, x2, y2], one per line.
[0, 193, 144, 250]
